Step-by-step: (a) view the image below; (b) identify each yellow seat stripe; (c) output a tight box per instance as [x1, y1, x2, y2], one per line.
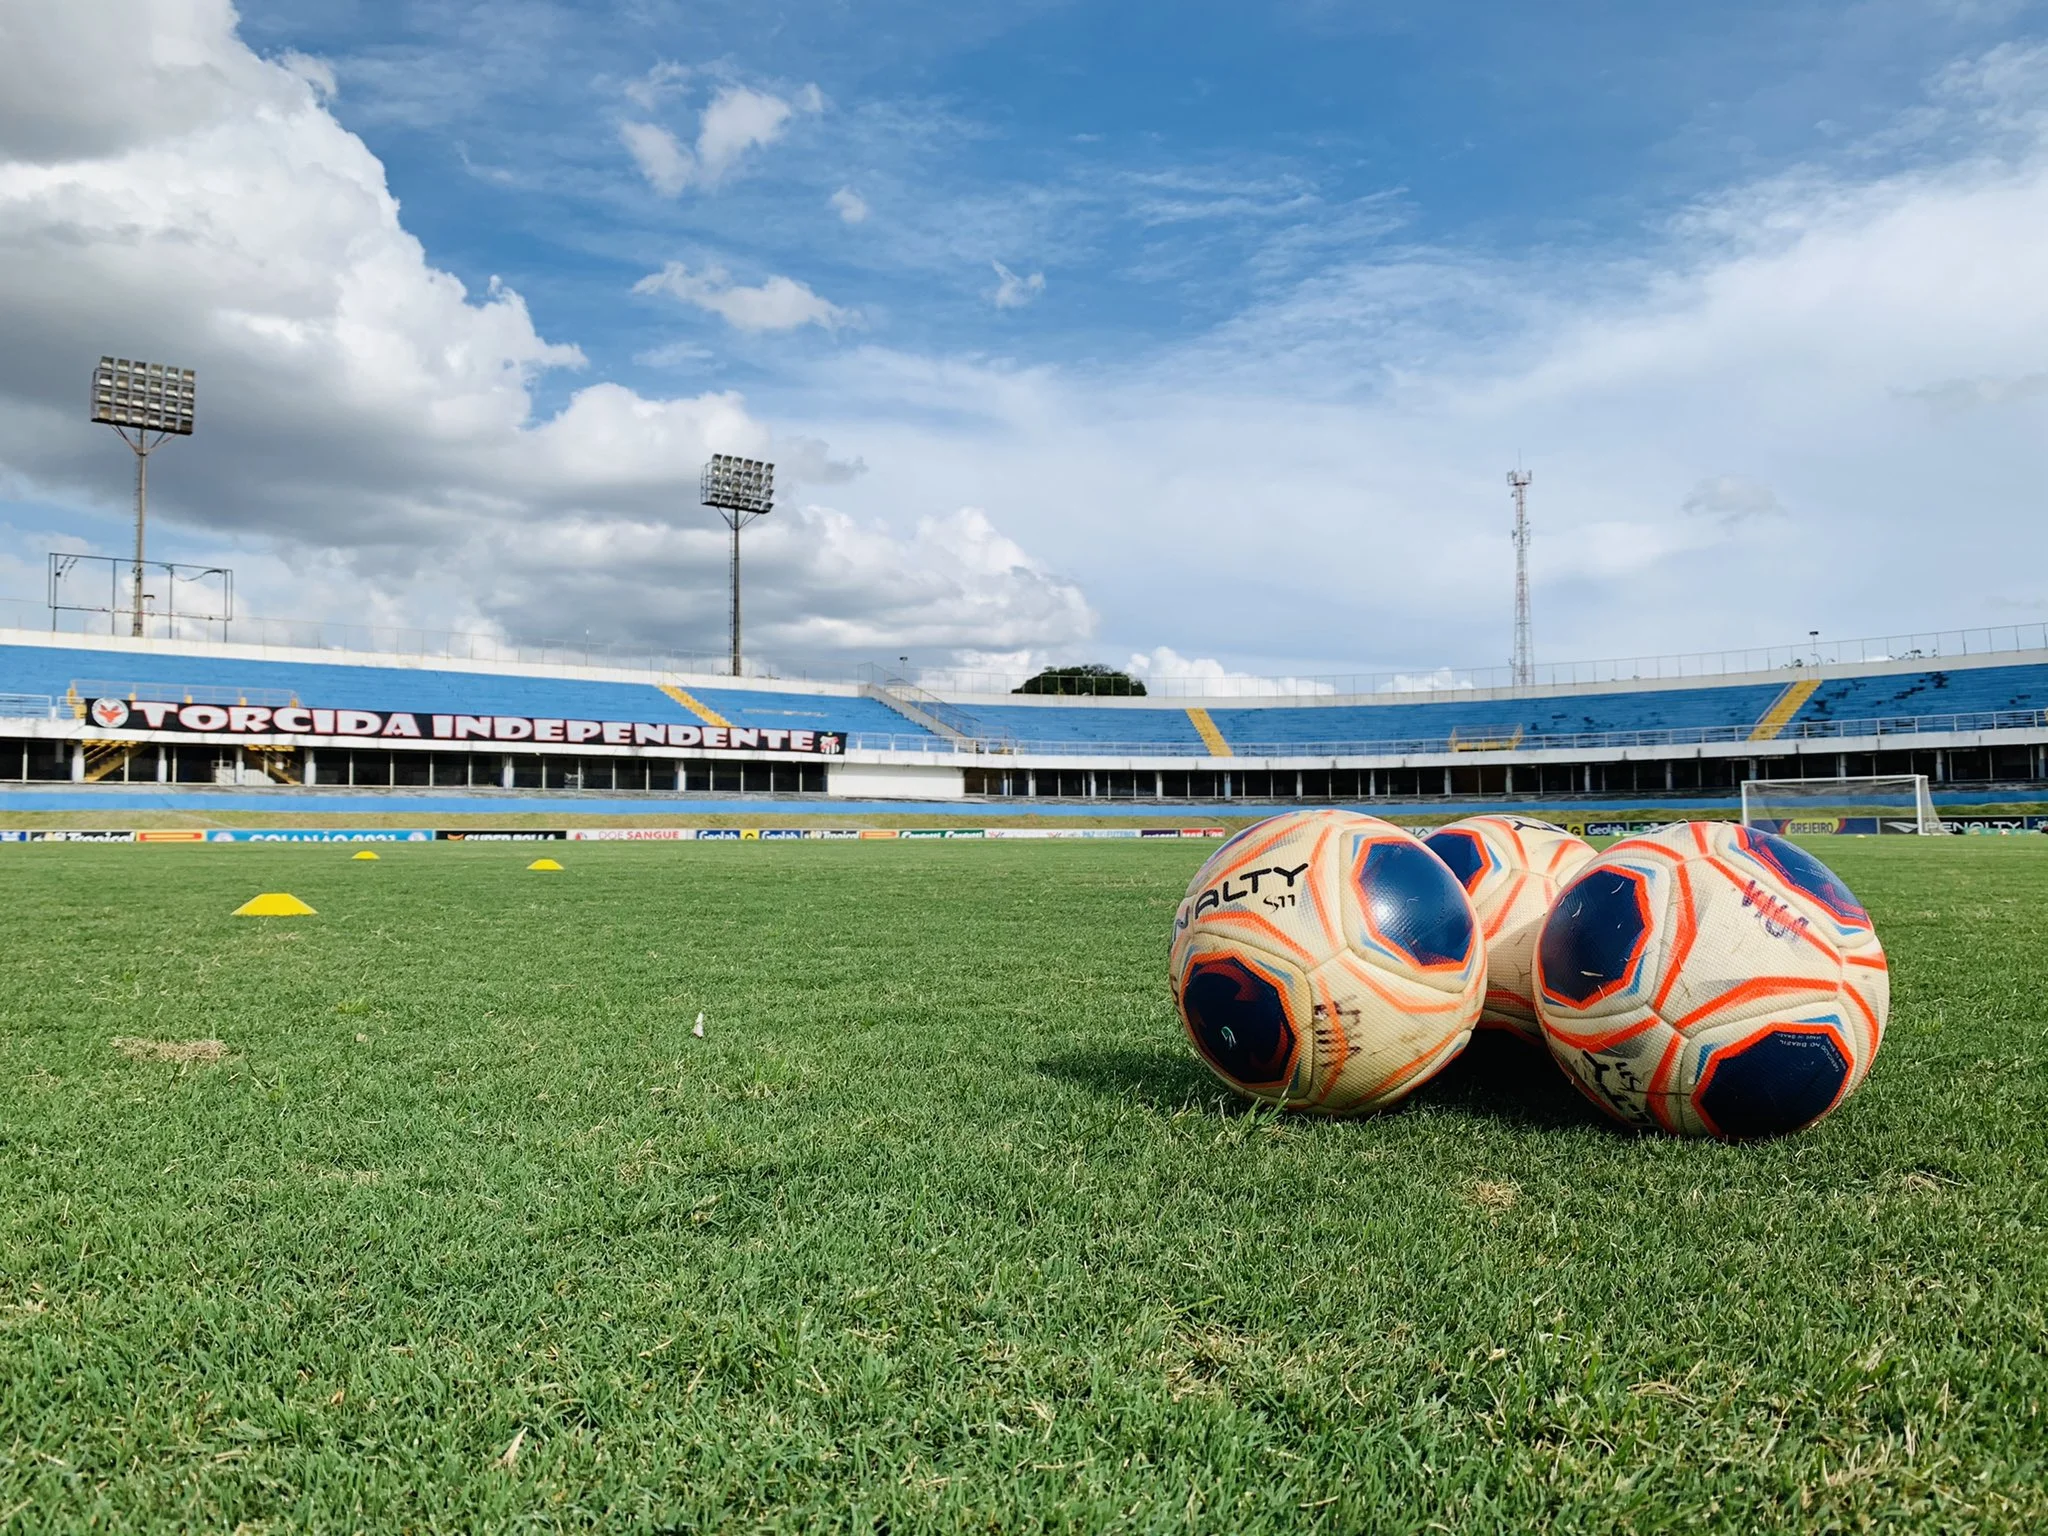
[658, 683, 732, 728]
[1186, 707, 1232, 757]
[1749, 677, 1821, 741]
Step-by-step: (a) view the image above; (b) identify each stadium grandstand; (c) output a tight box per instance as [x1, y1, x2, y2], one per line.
[2, 622, 2046, 806]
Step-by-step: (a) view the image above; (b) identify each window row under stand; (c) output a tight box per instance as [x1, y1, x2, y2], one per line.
[302, 751, 826, 794]
[2, 738, 2044, 794]
[964, 746, 2048, 800]
[0, 742, 827, 793]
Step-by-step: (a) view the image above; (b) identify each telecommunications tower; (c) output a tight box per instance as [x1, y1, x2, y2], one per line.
[90, 356, 196, 637]
[1508, 468, 1533, 688]
[699, 454, 775, 676]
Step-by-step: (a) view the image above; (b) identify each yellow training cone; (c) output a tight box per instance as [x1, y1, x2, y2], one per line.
[352, 850, 380, 861]
[234, 892, 317, 917]
[527, 858, 564, 872]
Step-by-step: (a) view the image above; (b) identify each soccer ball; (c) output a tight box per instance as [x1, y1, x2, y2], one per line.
[1169, 809, 1485, 1115]
[1533, 821, 1888, 1140]
[1423, 815, 1597, 1042]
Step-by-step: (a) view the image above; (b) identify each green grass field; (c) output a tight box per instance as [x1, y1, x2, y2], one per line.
[2, 838, 2045, 1533]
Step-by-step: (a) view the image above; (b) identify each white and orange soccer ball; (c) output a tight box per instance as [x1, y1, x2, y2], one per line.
[1169, 809, 1486, 1116]
[1533, 821, 1888, 1140]
[1423, 815, 1597, 1041]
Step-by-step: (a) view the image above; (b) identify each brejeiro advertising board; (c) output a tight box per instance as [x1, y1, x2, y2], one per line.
[82, 697, 843, 755]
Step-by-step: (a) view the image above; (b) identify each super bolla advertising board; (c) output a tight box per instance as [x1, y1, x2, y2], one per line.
[83, 698, 844, 755]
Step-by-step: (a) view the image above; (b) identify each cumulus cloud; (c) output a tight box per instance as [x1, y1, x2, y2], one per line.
[634, 262, 855, 333]
[620, 80, 822, 197]
[989, 260, 1046, 309]
[0, 2, 1088, 664]
[830, 186, 870, 224]
[618, 121, 694, 198]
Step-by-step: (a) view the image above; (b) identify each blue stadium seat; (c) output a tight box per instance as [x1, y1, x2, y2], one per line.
[686, 686, 926, 739]
[1207, 685, 1785, 751]
[1793, 664, 2048, 725]
[954, 704, 1209, 748]
[0, 645, 933, 740]
[10, 639, 2042, 755]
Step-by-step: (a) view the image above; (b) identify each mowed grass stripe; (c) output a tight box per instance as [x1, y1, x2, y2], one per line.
[0, 840, 2043, 1532]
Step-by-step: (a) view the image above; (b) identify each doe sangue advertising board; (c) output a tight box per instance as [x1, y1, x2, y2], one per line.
[83, 698, 843, 755]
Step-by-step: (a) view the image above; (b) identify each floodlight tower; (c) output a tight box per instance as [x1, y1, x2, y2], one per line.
[90, 356, 196, 637]
[699, 454, 775, 676]
[1508, 468, 1534, 688]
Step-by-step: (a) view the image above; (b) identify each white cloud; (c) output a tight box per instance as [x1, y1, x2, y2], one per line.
[618, 121, 694, 198]
[989, 260, 1046, 309]
[695, 86, 798, 184]
[623, 61, 692, 113]
[277, 50, 336, 102]
[633, 262, 855, 333]
[1124, 647, 1336, 697]
[830, 186, 870, 224]
[0, 3, 1085, 664]
[621, 79, 823, 197]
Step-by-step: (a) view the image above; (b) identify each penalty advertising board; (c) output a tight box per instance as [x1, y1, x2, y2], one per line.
[83, 698, 843, 755]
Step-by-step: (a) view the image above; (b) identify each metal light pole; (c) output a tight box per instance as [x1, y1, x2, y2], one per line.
[1508, 468, 1533, 688]
[91, 357, 196, 637]
[699, 454, 774, 676]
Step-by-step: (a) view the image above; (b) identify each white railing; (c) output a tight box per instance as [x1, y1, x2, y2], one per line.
[0, 598, 802, 682]
[921, 625, 2048, 700]
[0, 693, 57, 720]
[838, 706, 2048, 760]
[5, 592, 2047, 703]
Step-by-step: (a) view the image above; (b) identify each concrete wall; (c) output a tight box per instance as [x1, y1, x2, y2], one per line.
[827, 760, 967, 800]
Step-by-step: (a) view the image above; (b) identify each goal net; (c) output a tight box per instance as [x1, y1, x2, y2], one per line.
[1740, 774, 1944, 836]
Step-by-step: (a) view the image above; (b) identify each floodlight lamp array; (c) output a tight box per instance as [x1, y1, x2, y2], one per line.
[91, 357, 196, 436]
[700, 454, 774, 515]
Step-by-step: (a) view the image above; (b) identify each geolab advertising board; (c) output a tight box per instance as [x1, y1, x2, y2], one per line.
[84, 698, 844, 755]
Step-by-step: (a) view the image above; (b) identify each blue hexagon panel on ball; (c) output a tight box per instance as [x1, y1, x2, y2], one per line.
[1693, 1018, 1853, 1140]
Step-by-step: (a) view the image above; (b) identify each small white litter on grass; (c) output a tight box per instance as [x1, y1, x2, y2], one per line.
[692, 1013, 706, 1039]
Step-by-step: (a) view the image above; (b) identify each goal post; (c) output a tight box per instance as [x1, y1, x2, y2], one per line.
[1740, 774, 1944, 836]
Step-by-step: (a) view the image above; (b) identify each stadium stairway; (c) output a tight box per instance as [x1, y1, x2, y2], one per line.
[1185, 708, 1233, 756]
[858, 673, 998, 745]
[656, 682, 731, 727]
[1749, 677, 1821, 740]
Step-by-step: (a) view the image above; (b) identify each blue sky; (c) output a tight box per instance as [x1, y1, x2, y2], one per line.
[239, 0, 2022, 390]
[1, 1, 2045, 682]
